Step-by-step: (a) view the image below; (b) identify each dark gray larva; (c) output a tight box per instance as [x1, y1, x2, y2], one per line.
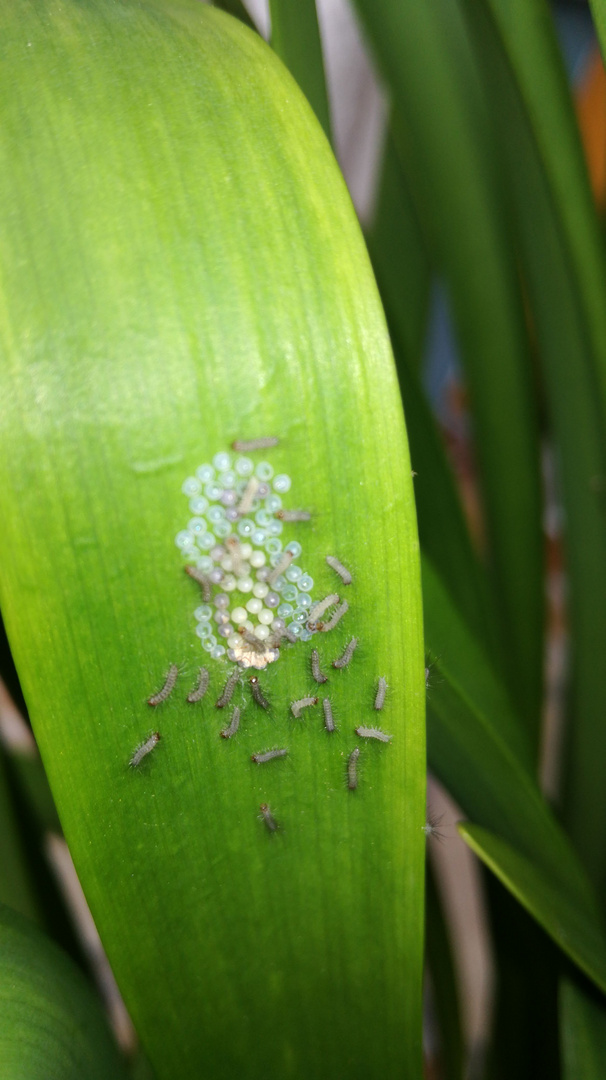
[249, 676, 270, 710]
[220, 706, 241, 739]
[215, 669, 240, 708]
[347, 747, 360, 790]
[147, 664, 179, 706]
[259, 803, 278, 832]
[187, 667, 210, 703]
[355, 726, 392, 743]
[310, 648, 328, 684]
[231, 437, 279, 451]
[321, 600, 349, 632]
[129, 732, 161, 767]
[184, 564, 211, 602]
[322, 698, 336, 733]
[251, 748, 288, 764]
[374, 677, 388, 711]
[326, 555, 352, 585]
[332, 637, 358, 669]
[267, 550, 293, 586]
[291, 696, 318, 719]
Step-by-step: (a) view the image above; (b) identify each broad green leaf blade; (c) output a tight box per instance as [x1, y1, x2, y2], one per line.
[560, 977, 606, 1079]
[423, 556, 606, 989]
[352, 0, 544, 737]
[461, 0, 606, 896]
[268, 0, 331, 139]
[460, 824, 606, 993]
[0, 904, 128, 1080]
[0, 4, 425, 1079]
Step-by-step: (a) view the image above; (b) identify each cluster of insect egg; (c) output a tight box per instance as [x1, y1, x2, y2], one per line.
[175, 451, 317, 666]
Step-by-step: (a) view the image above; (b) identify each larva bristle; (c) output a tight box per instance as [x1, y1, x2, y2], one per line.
[355, 726, 392, 743]
[215, 669, 240, 708]
[332, 637, 358, 669]
[259, 803, 278, 832]
[310, 648, 328, 684]
[422, 811, 446, 843]
[220, 705, 241, 739]
[249, 676, 270, 710]
[129, 732, 161, 768]
[320, 600, 349, 633]
[291, 696, 319, 719]
[187, 667, 210, 704]
[276, 509, 311, 522]
[267, 550, 294, 586]
[326, 555, 352, 585]
[184, 564, 212, 602]
[232, 437, 279, 452]
[374, 677, 388, 711]
[251, 748, 288, 764]
[347, 747, 360, 790]
[308, 593, 339, 627]
[237, 475, 260, 515]
[322, 697, 336, 733]
[147, 664, 179, 706]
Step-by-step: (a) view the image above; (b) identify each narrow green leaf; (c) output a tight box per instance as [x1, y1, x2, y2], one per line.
[461, 0, 606, 896]
[268, 0, 331, 139]
[460, 824, 606, 994]
[0, 904, 128, 1080]
[0, 3, 425, 1078]
[560, 976, 606, 1080]
[366, 128, 431, 369]
[425, 862, 464, 1080]
[352, 0, 544, 736]
[423, 556, 606, 988]
[0, 749, 39, 922]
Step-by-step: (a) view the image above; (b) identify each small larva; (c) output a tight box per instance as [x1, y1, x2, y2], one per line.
[291, 696, 318, 719]
[215, 669, 240, 708]
[232, 437, 279, 452]
[323, 697, 336, 732]
[129, 732, 161, 768]
[237, 627, 268, 653]
[251, 748, 288, 764]
[225, 536, 244, 577]
[332, 637, 358, 669]
[310, 648, 328, 684]
[237, 475, 260, 515]
[267, 550, 294, 586]
[308, 593, 339, 627]
[422, 811, 445, 843]
[321, 600, 349, 633]
[355, 726, 392, 743]
[270, 624, 298, 646]
[185, 565, 211, 602]
[187, 667, 210, 704]
[374, 677, 388, 710]
[259, 803, 278, 832]
[347, 747, 360, 790]
[147, 664, 179, 706]
[275, 509, 311, 522]
[326, 555, 352, 585]
[220, 705, 241, 739]
[249, 675, 270, 710]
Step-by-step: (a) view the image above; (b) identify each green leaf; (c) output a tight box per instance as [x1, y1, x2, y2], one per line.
[460, 824, 606, 994]
[211, 0, 256, 32]
[366, 128, 431, 370]
[461, 0, 606, 896]
[0, 904, 128, 1080]
[352, 0, 544, 736]
[0, 3, 425, 1078]
[268, 0, 332, 139]
[423, 556, 606, 990]
[560, 977, 606, 1080]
